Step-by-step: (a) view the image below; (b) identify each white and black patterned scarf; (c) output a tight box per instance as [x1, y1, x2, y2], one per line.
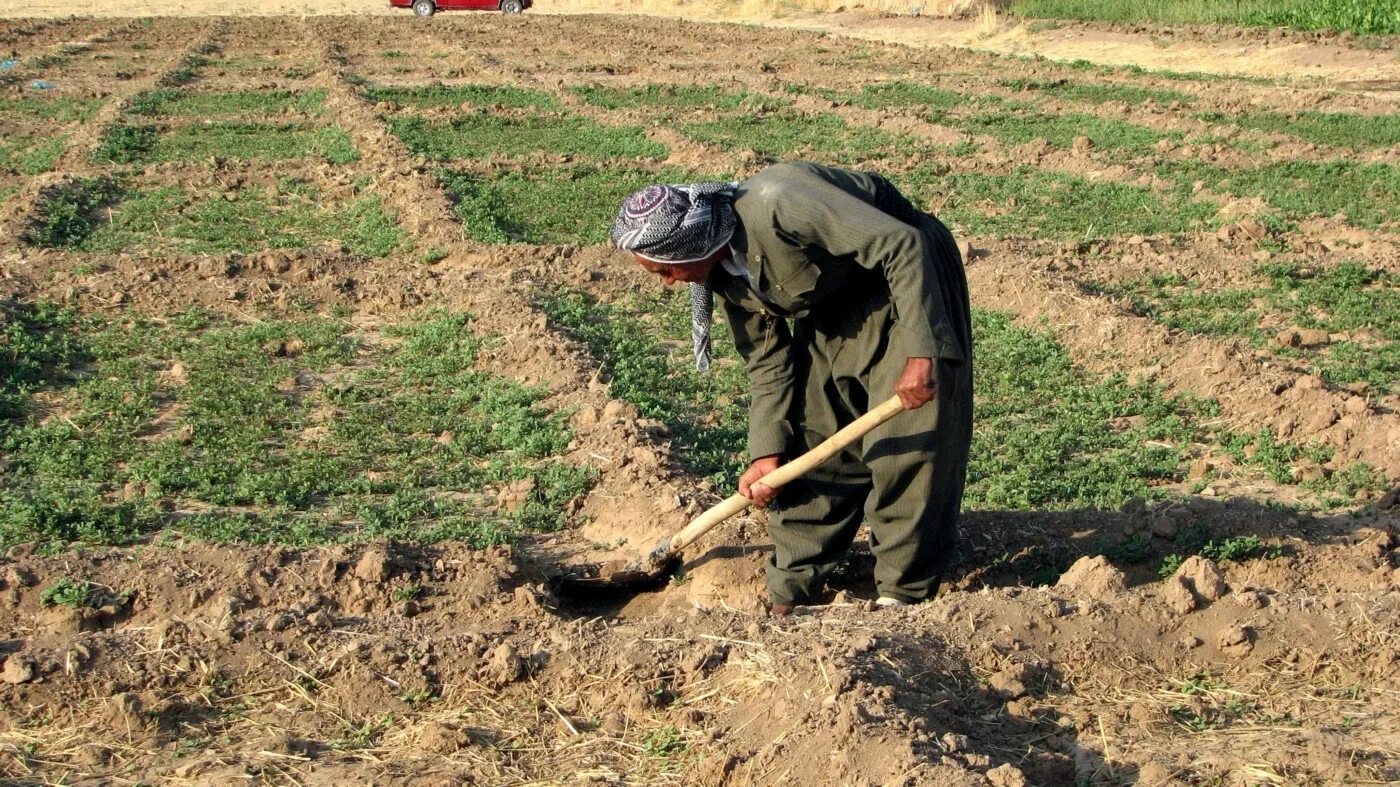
[610, 182, 738, 372]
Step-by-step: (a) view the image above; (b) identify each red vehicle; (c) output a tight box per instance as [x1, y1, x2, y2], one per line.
[392, 0, 528, 15]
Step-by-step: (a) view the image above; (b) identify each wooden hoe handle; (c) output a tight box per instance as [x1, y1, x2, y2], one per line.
[663, 394, 906, 556]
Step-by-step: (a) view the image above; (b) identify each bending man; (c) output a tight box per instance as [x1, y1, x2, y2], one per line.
[610, 162, 973, 615]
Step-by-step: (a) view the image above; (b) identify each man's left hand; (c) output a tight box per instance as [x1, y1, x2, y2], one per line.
[896, 357, 936, 410]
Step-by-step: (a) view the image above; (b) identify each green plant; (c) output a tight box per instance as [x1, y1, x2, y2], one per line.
[93, 123, 159, 164]
[389, 114, 667, 162]
[22, 177, 123, 249]
[641, 725, 686, 758]
[366, 83, 557, 110]
[39, 577, 93, 607]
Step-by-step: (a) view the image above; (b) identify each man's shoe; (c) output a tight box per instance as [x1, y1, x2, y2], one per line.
[874, 596, 908, 608]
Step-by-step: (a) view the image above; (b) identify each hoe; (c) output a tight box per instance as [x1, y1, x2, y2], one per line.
[555, 394, 908, 597]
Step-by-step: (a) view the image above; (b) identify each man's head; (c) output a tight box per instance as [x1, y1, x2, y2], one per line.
[610, 183, 736, 286]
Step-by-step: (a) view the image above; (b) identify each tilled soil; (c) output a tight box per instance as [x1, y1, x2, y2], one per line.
[0, 13, 1397, 786]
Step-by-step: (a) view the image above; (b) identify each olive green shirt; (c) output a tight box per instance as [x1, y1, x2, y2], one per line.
[713, 162, 967, 461]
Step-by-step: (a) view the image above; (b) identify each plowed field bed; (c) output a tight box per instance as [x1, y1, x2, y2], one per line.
[0, 14, 1397, 786]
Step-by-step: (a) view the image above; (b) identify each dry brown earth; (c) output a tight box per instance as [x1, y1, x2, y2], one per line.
[0, 10, 1397, 786]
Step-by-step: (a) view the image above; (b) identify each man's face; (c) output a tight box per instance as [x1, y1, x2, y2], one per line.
[633, 251, 724, 286]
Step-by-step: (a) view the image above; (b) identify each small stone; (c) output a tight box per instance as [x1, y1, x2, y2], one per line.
[1149, 514, 1178, 540]
[1179, 634, 1203, 649]
[1377, 488, 1398, 510]
[987, 662, 1035, 700]
[1055, 556, 1126, 599]
[3, 566, 35, 588]
[1187, 458, 1212, 480]
[354, 546, 390, 583]
[1234, 590, 1266, 610]
[601, 400, 627, 419]
[1175, 556, 1229, 602]
[1217, 625, 1254, 657]
[1343, 396, 1369, 415]
[1163, 576, 1198, 615]
[940, 732, 970, 752]
[1071, 135, 1093, 154]
[987, 763, 1030, 787]
[2, 655, 36, 684]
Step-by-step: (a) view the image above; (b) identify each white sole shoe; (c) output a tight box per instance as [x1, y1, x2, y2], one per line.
[875, 596, 908, 607]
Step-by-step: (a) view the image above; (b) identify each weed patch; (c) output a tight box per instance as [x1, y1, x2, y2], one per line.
[903, 167, 1218, 239]
[22, 176, 122, 249]
[571, 83, 778, 112]
[0, 310, 591, 550]
[1102, 261, 1400, 394]
[1007, 0, 1400, 35]
[0, 96, 102, 123]
[389, 114, 666, 162]
[127, 88, 328, 117]
[440, 164, 716, 245]
[366, 83, 557, 110]
[1161, 159, 1400, 230]
[679, 110, 909, 161]
[959, 108, 1177, 153]
[997, 78, 1193, 107]
[1197, 109, 1400, 151]
[80, 182, 404, 257]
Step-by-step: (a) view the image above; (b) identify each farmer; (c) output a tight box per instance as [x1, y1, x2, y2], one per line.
[610, 161, 973, 616]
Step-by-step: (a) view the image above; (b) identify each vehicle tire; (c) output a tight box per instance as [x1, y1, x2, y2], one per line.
[412, 0, 435, 16]
[500, 0, 523, 13]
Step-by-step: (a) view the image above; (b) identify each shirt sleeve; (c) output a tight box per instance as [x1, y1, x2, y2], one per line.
[721, 297, 796, 460]
[765, 174, 962, 361]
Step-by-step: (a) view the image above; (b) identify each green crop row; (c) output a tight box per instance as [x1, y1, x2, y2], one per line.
[0, 306, 592, 551]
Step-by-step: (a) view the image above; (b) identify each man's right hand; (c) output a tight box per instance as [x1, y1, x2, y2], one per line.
[738, 455, 783, 508]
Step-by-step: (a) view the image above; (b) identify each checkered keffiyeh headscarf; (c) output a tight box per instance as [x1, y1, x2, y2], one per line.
[610, 182, 738, 373]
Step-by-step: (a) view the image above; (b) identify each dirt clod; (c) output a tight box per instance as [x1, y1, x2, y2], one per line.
[986, 762, 1031, 787]
[1174, 556, 1229, 603]
[1055, 556, 1126, 599]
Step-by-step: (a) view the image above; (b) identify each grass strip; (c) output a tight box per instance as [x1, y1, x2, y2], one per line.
[365, 83, 558, 110]
[1101, 260, 1400, 394]
[571, 83, 780, 112]
[0, 307, 591, 551]
[389, 114, 667, 162]
[439, 164, 720, 245]
[127, 88, 328, 117]
[903, 167, 1218, 240]
[77, 180, 403, 257]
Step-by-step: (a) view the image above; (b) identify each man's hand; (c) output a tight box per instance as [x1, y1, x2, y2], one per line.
[896, 357, 937, 410]
[739, 455, 783, 508]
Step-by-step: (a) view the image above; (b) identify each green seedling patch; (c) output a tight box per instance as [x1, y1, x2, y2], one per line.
[1163, 159, 1399, 230]
[0, 134, 67, 176]
[99, 122, 361, 165]
[679, 110, 909, 161]
[570, 83, 778, 112]
[365, 83, 558, 110]
[0, 308, 591, 550]
[1197, 109, 1400, 152]
[542, 286, 1214, 507]
[22, 176, 123, 249]
[389, 114, 667, 162]
[1102, 261, 1400, 394]
[0, 96, 103, 123]
[959, 108, 1177, 153]
[127, 88, 328, 117]
[440, 164, 719, 245]
[997, 78, 1194, 107]
[79, 182, 403, 257]
[906, 167, 1218, 240]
